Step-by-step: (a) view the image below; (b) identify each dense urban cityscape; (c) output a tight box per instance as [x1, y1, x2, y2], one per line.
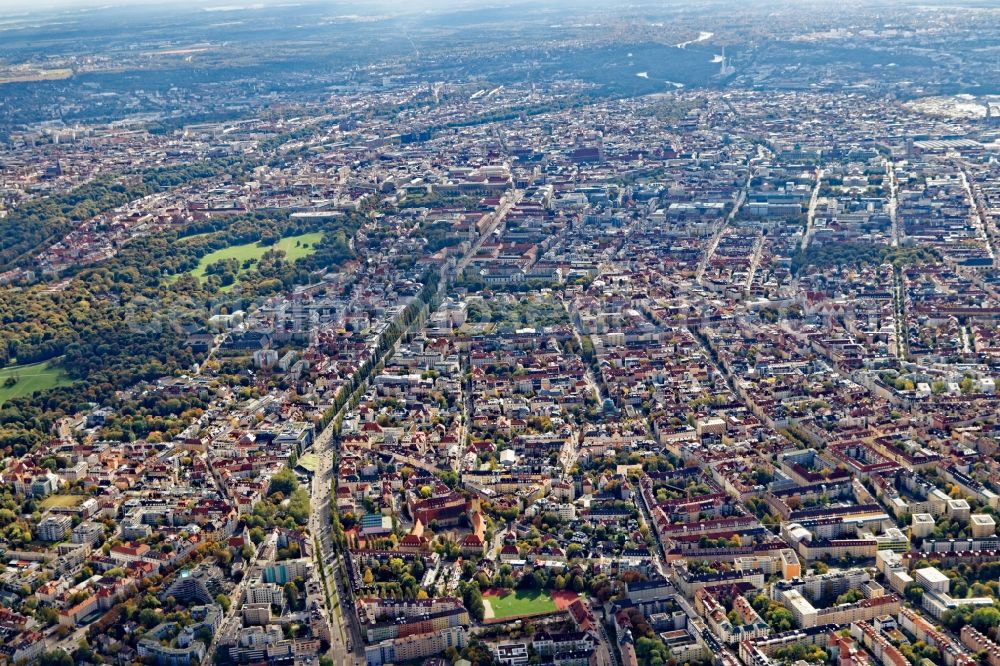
[1, 2, 1000, 666]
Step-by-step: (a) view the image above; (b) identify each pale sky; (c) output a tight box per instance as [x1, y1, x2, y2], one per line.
[0, 0, 448, 11]
[0, 0, 189, 13]
[0, 0, 722, 16]
[0, 0, 338, 15]
[0, 0, 924, 18]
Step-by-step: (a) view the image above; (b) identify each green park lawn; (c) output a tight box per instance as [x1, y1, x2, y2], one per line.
[485, 590, 559, 619]
[168, 232, 325, 289]
[0, 360, 73, 406]
[189, 232, 324, 281]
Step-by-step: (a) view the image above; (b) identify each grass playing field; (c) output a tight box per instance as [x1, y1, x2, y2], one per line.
[483, 590, 560, 619]
[40, 495, 87, 509]
[0, 360, 73, 406]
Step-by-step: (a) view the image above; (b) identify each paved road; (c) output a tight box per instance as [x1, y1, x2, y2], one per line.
[887, 159, 900, 248]
[194, 332, 223, 376]
[45, 621, 89, 656]
[696, 174, 751, 285]
[206, 533, 275, 664]
[956, 165, 996, 262]
[799, 167, 825, 252]
[454, 189, 523, 276]
[309, 418, 364, 666]
[744, 232, 766, 292]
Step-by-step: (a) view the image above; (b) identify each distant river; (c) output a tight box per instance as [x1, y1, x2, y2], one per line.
[635, 72, 684, 88]
[675, 31, 713, 48]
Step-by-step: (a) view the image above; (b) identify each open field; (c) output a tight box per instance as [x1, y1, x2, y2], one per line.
[0, 360, 73, 405]
[168, 232, 324, 289]
[189, 232, 324, 281]
[296, 452, 319, 473]
[482, 589, 575, 621]
[0, 68, 73, 84]
[40, 495, 88, 509]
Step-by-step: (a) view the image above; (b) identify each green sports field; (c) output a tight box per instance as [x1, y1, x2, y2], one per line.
[483, 590, 559, 619]
[0, 360, 73, 406]
[40, 495, 87, 510]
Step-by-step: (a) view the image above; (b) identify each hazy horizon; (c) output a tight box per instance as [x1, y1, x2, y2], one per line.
[0, 0, 972, 19]
[0, 0, 471, 17]
[0, 0, 525, 15]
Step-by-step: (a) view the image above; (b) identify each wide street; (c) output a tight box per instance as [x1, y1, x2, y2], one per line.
[309, 421, 364, 666]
